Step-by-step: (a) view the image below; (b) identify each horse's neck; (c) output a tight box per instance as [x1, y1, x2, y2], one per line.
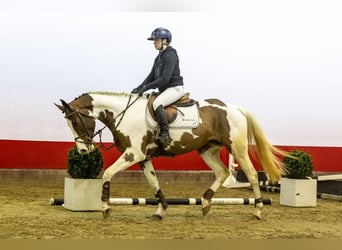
[91, 93, 147, 119]
[90, 94, 147, 147]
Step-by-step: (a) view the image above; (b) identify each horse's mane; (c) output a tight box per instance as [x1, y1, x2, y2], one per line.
[88, 91, 135, 98]
[72, 91, 136, 101]
[72, 93, 89, 102]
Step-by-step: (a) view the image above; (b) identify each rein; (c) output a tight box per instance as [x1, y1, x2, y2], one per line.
[66, 94, 140, 150]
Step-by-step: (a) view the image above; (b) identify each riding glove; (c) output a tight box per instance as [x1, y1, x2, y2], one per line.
[132, 83, 152, 96]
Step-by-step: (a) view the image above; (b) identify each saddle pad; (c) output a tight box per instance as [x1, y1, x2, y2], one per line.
[146, 105, 200, 129]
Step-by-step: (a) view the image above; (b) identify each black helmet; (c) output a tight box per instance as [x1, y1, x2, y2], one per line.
[147, 27, 172, 43]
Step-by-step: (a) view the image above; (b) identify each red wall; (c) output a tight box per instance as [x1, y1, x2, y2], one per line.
[0, 139, 341, 172]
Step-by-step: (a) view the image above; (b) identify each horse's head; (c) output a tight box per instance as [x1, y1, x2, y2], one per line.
[55, 99, 96, 154]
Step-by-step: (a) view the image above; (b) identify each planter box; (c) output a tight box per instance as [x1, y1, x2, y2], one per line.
[280, 177, 317, 207]
[64, 177, 102, 211]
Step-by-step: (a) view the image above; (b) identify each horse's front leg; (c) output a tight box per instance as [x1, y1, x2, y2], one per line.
[139, 160, 168, 220]
[101, 150, 141, 219]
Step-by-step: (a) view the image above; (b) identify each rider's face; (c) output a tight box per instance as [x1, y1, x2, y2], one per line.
[153, 38, 164, 50]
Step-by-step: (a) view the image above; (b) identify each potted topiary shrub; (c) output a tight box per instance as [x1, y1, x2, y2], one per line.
[64, 145, 104, 211]
[280, 149, 317, 207]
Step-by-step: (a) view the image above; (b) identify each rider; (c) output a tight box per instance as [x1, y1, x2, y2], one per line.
[132, 27, 185, 146]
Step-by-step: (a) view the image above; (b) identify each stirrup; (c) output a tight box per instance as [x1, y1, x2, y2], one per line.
[157, 132, 172, 146]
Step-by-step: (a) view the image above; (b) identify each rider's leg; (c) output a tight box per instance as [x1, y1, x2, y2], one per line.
[154, 105, 171, 146]
[153, 86, 185, 146]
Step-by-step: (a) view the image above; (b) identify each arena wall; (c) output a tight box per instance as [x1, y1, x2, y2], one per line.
[0, 139, 341, 172]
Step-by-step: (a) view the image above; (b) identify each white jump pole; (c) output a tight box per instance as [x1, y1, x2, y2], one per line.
[50, 197, 272, 206]
[108, 197, 272, 205]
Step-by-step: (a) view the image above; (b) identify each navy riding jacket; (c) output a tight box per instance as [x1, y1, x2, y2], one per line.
[141, 46, 184, 92]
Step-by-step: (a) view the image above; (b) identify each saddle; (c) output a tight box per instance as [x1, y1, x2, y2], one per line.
[147, 93, 196, 123]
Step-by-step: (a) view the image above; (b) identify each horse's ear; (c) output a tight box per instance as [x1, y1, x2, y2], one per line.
[54, 103, 64, 113]
[54, 99, 71, 113]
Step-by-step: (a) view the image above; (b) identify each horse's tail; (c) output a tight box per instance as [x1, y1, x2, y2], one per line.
[237, 107, 287, 183]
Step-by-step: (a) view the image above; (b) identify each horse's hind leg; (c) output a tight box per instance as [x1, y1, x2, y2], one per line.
[198, 145, 228, 216]
[139, 160, 168, 220]
[232, 147, 264, 219]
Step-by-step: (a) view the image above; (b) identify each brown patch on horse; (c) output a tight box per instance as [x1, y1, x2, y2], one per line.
[167, 104, 232, 155]
[124, 152, 134, 162]
[141, 130, 157, 153]
[171, 132, 197, 152]
[204, 99, 227, 107]
[98, 110, 116, 132]
[194, 105, 232, 149]
[98, 109, 132, 153]
[147, 93, 191, 123]
[70, 93, 94, 112]
[114, 130, 132, 153]
[140, 130, 178, 158]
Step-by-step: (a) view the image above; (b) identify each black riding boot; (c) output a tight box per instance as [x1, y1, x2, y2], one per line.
[155, 105, 172, 146]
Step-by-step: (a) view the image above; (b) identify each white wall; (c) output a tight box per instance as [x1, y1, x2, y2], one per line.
[1, 0, 341, 146]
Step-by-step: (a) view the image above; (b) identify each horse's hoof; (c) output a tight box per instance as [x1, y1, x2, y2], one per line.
[102, 208, 112, 219]
[253, 210, 262, 220]
[202, 204, 211, 216]
[151, 214, 163, 220]
[202, 198, 211, 216]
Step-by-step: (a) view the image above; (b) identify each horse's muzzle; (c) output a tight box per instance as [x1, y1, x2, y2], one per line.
[76, 142, 94, 155]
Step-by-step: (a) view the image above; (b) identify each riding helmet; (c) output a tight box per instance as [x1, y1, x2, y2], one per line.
[147, 27, 172, 43]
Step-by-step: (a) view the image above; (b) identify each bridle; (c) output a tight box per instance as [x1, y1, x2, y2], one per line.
[65, 95, 140, 150]
[64, 109, 96, 145]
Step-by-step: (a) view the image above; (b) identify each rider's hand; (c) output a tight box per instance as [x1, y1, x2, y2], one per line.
[137, 86, 147, 96]
[132, 83, 151, 96]
[131, 87, 140, 94]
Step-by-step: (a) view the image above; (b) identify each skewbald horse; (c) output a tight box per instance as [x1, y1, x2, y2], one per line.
[56, 91, 286, 220]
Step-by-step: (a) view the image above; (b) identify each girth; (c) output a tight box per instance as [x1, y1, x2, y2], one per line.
[147, 93, 195, 123]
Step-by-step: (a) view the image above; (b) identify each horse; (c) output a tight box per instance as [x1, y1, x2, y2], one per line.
[55, 91, 286, 220]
